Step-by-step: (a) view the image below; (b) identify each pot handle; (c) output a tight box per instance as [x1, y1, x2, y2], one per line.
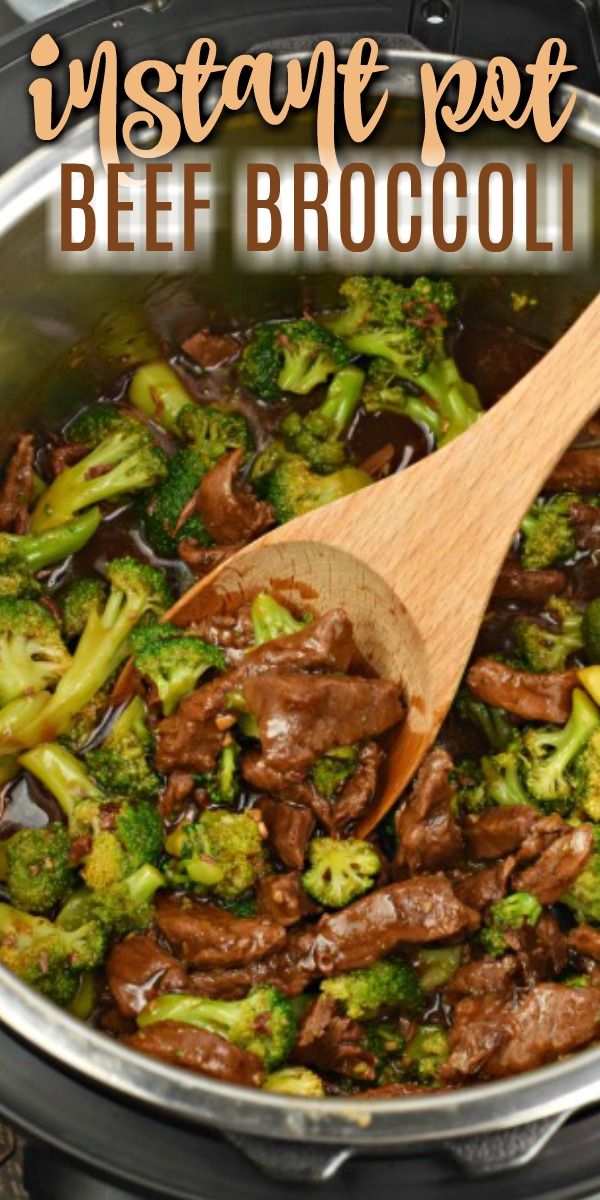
[224, 1131, 353, 1182]
[444, 1111, 573, 1177]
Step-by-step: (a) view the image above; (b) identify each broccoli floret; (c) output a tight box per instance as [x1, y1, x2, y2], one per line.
[13, 558, 171, 749]
[31, 426, 167, 533]
[57, 862, 164, 937]
[82, 800, 162, 891]
[326, 275, 457, 339]
[362, 1021, 406, 1077]
[128, 360, 194, 433]
[263, 1066, 325, 1096]
[1, 824, 74, 913]
[514, 597, 584, 673]
[195, 743, 241, 807]
[321, 958, 423, 1020]
[239, 319, 350, 402]
[176, 404, 252, 469]
[85, 696, 160, 802]
[250, 592, 309, 647]
[569, 727, 600, 820]
[521, 688, 600, 808]
[279, 365, 364, 473]
[0, 598, 70, 707]
[480, 890, 542, 958]
[563, 840, 600, 925]
[165, 809, 269, 901]
[416, 946, 462, 992]
[67, 403, 143, 446]
[583, 598, 600, 664]
[520, 494, 581, 570]
[404, 1025, 449, 1084]
[311, 746, 359, 799]
[302, 837, 380, 908]
[263, 454, 371, 525]
[139, 448, 211, 559]
[455, 742, 530, 812]
[455, 687, 514, 752]
[0, 508, 102, 592]
[0, 902, 105, 1006]
[138, 985, 296, 1069]
[131, 620, 225, 716]
[60, 689, 110, 755]
[61, 577, 108, 641]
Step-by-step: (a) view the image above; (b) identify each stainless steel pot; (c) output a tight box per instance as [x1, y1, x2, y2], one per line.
[0, 23, 599, 1183]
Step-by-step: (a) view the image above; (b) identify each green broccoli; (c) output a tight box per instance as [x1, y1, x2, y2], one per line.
[165, 809, 269, 901]
[176, 403, 252, 469]
[195, 743, 241, 807]
[250, 592, 309, 647]
[128, 360, 194, 433]
[138, 985, 296, 1069]
[0, 693, 53, 757]
[570, 727, 600, 820]
[0, 902, 105, 1006]
[480, 891, 542, 958]
[66, 403, 143, 446]
[520, 494, 581, 570]
[416, 946, 463, 992]
[362, 1021, 406, 1078]
[139, 448, 211, 559]
[31, 425, 167, 533]
[238, 319, 350, 402]
[60, 689, 110, 755]
[0, 824, 74, 913]
[262, 454, 371, 525]
[321, 958, 423, 1020]
[85, 696, 160, 803]
[279, 365, 364, 473]
[363, 357, 480, 448]
[514, 597, 584, 673]
[455, 742, 530, 812]
[61, 577, 108, 640]
[263, 1066, 325, 1097]
[583, 598, 600, 664]
[12, 558, 171, 750]
[310, 746, 359, 799]
[404, 1025, 449, 1084]
[325, 275, 457, 339]
[57, 862, 165, 937]
[302, 837, 380, 908]
[20, 741, 104, 839]
[81, 799, 163, 891]
[521, 688, 600, 808]
[131, 620, 225, 715]
[0, 599, 70, 707]
[455, 687, 514, 751]
[0, 508, 102, 592]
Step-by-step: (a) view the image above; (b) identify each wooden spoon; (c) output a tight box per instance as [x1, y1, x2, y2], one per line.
[158, 294, 600, 835]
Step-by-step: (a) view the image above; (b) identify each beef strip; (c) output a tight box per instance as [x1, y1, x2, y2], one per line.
[195, 449, 274, 544]
[515, 813, 567, 863]
[243, 752, 314, 806]
[256, 797, 315, 870]
[106, 934, 188, 1018]
[463, 805, 539, 861]
[571, 503, 600, 553]
[0, 433, 34, 533]
[492, 562, 567, 604]
[181, 331, 238, 366]
[124, 1022, 264, 1086]
[506, 912, 568, 984]
[158, 771, 196, 821]
[512, 825, 593, 904]
[568, 925, 600, 962]
[447, 955, 518, 998]
[548, 449, 600, 492]
[156, 897, 287, 967]
[156, 609, 356, 773]
[467, 659, 578, 723]
[292, 995, 376, 1080]
[178, 541, 243, 577]
[443, 983, 600, 1082]
[257, 872, 318, 926]
[395, 748, 464, 875]
[244, 672, 404, 780]
[453, 858, 515, 912]
[324, 741, 383, 834]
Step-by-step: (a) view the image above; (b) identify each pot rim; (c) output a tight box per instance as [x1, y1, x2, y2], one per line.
[0, 46, 599, 1144]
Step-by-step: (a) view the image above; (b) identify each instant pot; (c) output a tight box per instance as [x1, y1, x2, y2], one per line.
[1, 2, 600, 1197]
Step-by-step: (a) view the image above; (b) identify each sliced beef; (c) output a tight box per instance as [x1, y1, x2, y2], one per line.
[155, 897, 287, 967]
[156, 609, 356, 773]
[293, 995, 376, 1080]
[124, 1022, 264, 1086]
[195, 449, 274, 544]
[512, 912, 568, 983]
[447, 955, 518, 998]
[178, 540, 243, 577]
[441, 994, 509, 1080]
[463, 805, 538, 861]
[256, 797, 315, 870]
[106, 935, 188, 1018]
[453, 858, 515, 912]
[158, 772, 196, 822]
[515, 814, 567, 864]
[326, 741, 383, 834]
[0, 433, 34, 533]
[243, 751, 314, 805]
[571, 503, 600, 553]
[513, 825, 593, 905]
[548, 449, 600, 492]
[181, 330, 238, 367]
[467, 659, 578, 724]
[395, 748, 464, 875]
[244, 672, 404, 780]
[492, 562, 567, 604]
[568, 925, 600, 963]
[257, 872, 318, 926]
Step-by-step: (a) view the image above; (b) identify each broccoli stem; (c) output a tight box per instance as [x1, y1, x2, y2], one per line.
[9, 508, 102, 570]
[579, 666, 600, 707]
[0, 693, 51, 755]
[250, 593, 307, 646]
[124, 863, 164, 905]
[317, 366, 365, 438]
[128, 361, 193, 432]
[19, 742, 103, 825]
[138, 993, 238, 1036]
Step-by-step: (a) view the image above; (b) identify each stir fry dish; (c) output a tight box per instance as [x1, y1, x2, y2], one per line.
[1, 274, 600, 1098]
